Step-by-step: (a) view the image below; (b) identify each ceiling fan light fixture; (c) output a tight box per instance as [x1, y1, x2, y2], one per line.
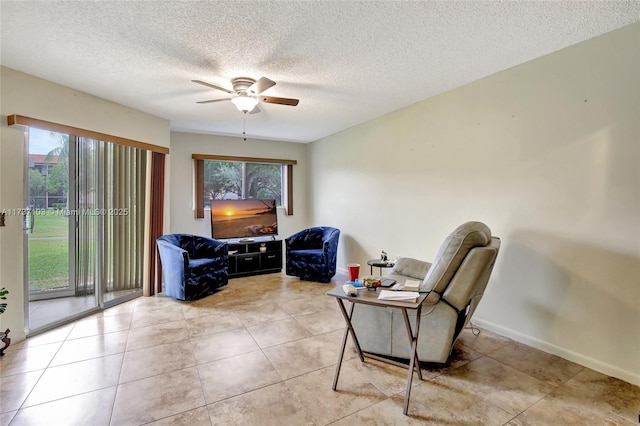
[231, 95, 259, 112]
[193, 76, 298, 113]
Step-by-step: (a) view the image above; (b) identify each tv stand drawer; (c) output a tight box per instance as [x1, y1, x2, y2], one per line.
[236, 253, 260, 273]
[261, 252, 282, 270]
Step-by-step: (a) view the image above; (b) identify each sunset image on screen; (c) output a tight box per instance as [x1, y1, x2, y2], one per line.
[212, 200, 264, 219]
[211, 199, 278, 239]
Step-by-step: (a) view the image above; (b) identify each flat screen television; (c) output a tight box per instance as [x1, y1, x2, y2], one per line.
[210, 199, 278, 240]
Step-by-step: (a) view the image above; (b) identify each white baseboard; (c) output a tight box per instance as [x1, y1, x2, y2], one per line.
[472, 318, 640, 387]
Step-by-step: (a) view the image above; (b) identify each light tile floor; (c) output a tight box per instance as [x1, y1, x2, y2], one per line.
[29, 289, 140, 331]
[1, 272, 639, 425]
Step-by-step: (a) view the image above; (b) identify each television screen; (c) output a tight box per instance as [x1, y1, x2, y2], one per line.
[210, 199, 278, 240]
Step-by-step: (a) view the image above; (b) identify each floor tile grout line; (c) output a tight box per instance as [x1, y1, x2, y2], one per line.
[108, 355, 126, 426]
[16, 383, 119, 414]
[483, 349, 584, 391]
[11, 324, 76, 412]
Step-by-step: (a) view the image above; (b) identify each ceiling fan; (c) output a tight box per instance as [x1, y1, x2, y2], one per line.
[192, 76, 299, 114]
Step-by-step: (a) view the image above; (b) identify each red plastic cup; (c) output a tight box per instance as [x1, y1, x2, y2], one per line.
[347, 263, 360, 282]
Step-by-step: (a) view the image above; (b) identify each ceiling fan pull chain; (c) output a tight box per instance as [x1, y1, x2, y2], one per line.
[243, 112, 247, 141]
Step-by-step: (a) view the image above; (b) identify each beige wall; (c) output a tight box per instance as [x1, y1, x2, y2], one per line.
[168, 131, 310, 242]
[0, 67, 170, 341]
[309, 23, 640, 385]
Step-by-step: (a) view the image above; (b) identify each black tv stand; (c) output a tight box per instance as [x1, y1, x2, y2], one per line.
[227, 239, 282, 278]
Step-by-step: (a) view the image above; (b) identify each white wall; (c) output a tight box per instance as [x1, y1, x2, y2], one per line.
[309, 23, 640, 385]
[168, 131, 310, 242]
[0, 67, 170, 341]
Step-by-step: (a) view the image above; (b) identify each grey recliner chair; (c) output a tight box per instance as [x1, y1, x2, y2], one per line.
[350, 221, 500, 364]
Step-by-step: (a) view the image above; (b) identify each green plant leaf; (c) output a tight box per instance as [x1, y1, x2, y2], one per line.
[0, 287, 8, 314]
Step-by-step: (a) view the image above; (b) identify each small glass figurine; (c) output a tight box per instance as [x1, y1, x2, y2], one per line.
[381, 250, 388, 262]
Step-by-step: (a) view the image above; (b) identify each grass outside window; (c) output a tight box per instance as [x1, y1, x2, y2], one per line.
[29, 210, 69, 291]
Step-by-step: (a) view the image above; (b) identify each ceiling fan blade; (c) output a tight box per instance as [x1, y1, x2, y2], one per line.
[249, 105, 261, 114]
[197, 98, 232, 104]
[249, 77, 276, 95]
[261, 96, 299, 106]
[192, 80, 234, 94]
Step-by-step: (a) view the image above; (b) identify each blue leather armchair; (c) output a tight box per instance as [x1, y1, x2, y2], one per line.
[285, 227, 340, 283]
[157, 234, 228, 301]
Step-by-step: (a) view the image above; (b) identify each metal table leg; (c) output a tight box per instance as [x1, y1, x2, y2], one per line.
[332, 299, 365, 391]
[401, 305, 423, 415]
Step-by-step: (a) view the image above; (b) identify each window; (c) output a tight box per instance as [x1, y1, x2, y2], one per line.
[203, 160, 282, 207]
[193, 154, 296, 218]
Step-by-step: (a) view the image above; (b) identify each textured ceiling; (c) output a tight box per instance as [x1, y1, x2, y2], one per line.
[1, 1, 638, 143]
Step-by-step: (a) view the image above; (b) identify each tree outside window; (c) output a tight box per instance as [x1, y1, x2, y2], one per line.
[245, 163, 282, 202]
[203, 160, 283, 208]
[47, 163, 68, 198]
[204, 160, 241, 203]
[29, 169, 46, 205]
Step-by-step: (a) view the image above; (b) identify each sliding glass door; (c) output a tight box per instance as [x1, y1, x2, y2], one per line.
[26, 130, 88, 330]
[26, 130, 147, 333]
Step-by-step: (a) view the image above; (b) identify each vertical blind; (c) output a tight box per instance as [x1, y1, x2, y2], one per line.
[75, 137, 98, 296]
[75, 137, 147, 296]
[103, 143, 147, 292]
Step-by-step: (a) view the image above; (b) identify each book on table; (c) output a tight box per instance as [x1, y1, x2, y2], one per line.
[377, 289, 419, 302]
[390, 279, 421, 292]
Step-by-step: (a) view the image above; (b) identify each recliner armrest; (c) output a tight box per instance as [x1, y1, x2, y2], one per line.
[391, 257, 431, 280]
